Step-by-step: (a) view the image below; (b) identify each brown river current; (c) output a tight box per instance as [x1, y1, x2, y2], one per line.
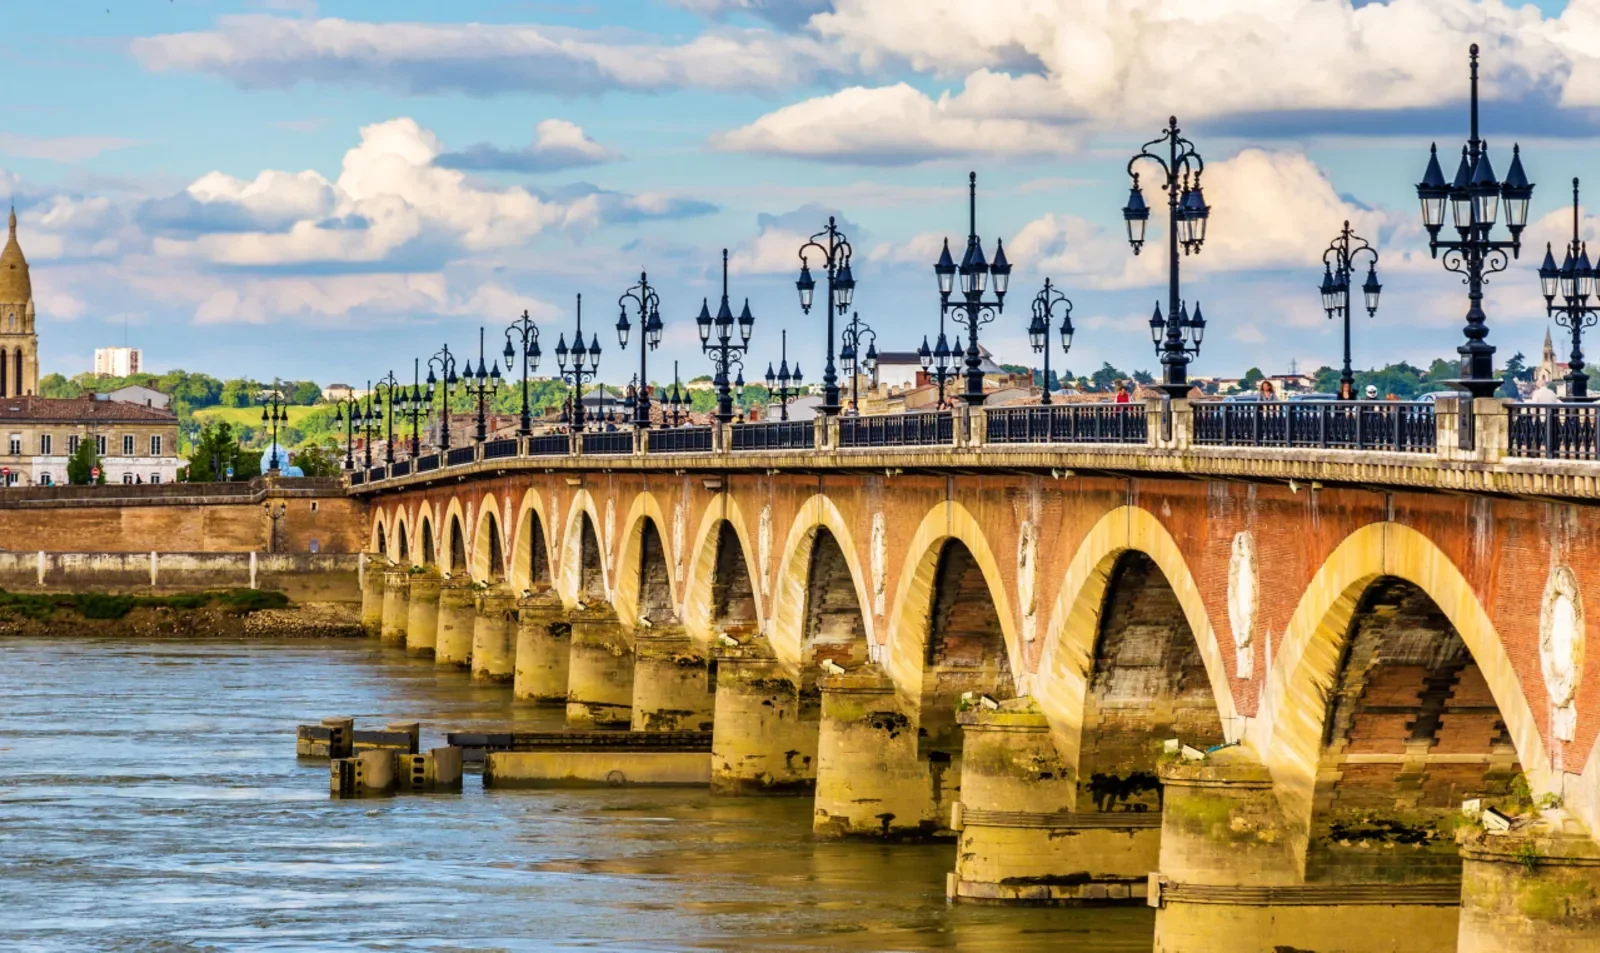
[0, 638, 1154, 952]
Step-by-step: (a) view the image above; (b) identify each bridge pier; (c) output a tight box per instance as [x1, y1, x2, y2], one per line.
[630, 624, 714, 732]
[471, 587, 517, 683]
[1458, 823, 1600, 952]
[380, 571, 410, 645]
[709, 650, 818, 795]
[565, 603, 634, 729]
[950, 703, 1156, 904]
[435, 580, 475, 668]
[513, 591, 569, 704]
[360, 558, 385, 637]
[405, 572, 440, 657]
[1152, 749, 1455, 953]
[813, 669, 949, 839]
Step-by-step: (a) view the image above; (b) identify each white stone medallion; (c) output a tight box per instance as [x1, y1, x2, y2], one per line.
[1017, 520, 1038, 643]
[871, 512, 887, 617]
[1541, 565, 1585, 743]
[1227, 531, 1258, 680]
[758, 504, 773, 597]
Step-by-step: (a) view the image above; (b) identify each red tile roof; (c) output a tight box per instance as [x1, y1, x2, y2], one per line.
[0, 396, 177, 423]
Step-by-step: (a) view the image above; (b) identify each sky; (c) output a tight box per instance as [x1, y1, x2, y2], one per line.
[5, 0, 1598, 388]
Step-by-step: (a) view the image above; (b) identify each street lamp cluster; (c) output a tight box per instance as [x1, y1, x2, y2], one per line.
[300, 43, 1577, 476]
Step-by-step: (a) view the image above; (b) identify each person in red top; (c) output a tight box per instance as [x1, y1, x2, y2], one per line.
[1114, 380, 1132, 404]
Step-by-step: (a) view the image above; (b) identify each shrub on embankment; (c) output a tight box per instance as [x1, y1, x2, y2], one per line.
[0, 588, 289, 621]
[0, 588, 360, 639]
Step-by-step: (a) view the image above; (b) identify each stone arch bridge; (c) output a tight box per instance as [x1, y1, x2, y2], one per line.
[352, 399, 1600, 952]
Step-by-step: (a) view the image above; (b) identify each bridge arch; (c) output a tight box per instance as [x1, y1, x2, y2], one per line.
[394, 512, 411, 565]
[682, 496, 763, 647]
[558, 489, 609, 604]
[611, 491, 680, 627]
[1033, 505, 1239, 780]
[1258, 521, 1552, 857]
[768, 494, 874, 676]
[370, 509, 390, 558]
[441, 497, 469, 575]
[509, 488, 554, 594]
[472, 492, 507, 584]
[416, 501, 437, 567]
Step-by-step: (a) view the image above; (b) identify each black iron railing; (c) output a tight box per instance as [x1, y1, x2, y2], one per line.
[446, 446, 476, 467]
[731, 420, 814, 451]
[484, 438, 518, 460]
[839, 411, 952, 448]
[985, 404, 1148, 444]
[415, 453, 439, 473]
[1192, 401, 1436, 453]
[368, 466, 385, 483]
[582, 431, 634, 455]
[1508, 403, 1600, 460]
[348, 470, 365, 486]
[391, 459, 413, 477]
[648, 427, 714, 454]
[529, 434, 570, 455]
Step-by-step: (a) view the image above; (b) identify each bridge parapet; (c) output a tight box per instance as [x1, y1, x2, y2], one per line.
[347, 397, 1600, 501]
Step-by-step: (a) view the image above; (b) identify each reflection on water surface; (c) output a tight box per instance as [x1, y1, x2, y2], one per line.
[0, 638, 1153, 951]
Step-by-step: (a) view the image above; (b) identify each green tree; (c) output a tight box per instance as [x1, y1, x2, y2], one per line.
[1312, 365, 1342, 394]
[185, 420, 262, 482]
[1090, 362, 1126, 392]
[292, 444, 341, 477]
[219, 379, 255, 408]
[66, 438, 105, 485]
[1131, 369, 1154, 385]
[290, 380, 322, 405]
[1425, 357, 1457, 384]
[1241, 367, 1265, 388]
[37, 373, 81, 399]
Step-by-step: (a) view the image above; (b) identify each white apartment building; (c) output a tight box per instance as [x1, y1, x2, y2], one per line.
[94, 346, 143, 377]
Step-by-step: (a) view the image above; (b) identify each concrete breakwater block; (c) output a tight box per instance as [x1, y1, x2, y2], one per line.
[484, 750, 711, 788]
[297, 718, 420, 758]
[444, 729, 712, 764]
[330, 746, 464, 798]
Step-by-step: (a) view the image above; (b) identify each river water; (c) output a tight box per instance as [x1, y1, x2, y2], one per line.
[0, 638, 1153, 952]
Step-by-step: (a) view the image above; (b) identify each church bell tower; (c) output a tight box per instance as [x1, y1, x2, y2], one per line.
[0, 207, 38, 397]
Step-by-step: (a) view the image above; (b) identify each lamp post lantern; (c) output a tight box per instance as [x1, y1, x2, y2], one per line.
[358, 379, 379, 469]
[663, 361, 690, 427]
[393, 359, 429, 458]
[700, 249, 754, 423]
[1123, 118, 1211, 399]
[1415, 43, 1535, 401]
[1318, 221, 1383, 400]
[795, 218, 854, 415]
[460, 327, 502, 444]
[617, 271, 663, 428]
[555, 294, 603, 432]
[1028, 278, 1074, 405]
[917, 324, 962, 410]
[765, 329, 805, 421]
[1538, 178, 1597, 401]
[935, 172, 1011, 406]
[332, 391, 364, 470]
[425, 345, 459, 453]
[838, 311, 876, 413]
[502, 309, 541, 436]
[260, 380, 288, 472]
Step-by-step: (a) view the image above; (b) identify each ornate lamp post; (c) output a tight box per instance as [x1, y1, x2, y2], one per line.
[795, 218, 855, 415]
[502, 309, 542, 436]
[935, 172, 1012, 406]
[618, 271, 664, 428]
[1537, 178, 1597, 401]
[332, 391, 365, 470]
[1123, 117, 1211, 399]
[260, 380, 289, 472]
[917, 324, 962, 410]
[394, 359, 429, 457]
[1415, 43, 1534, 400]
[358, 379, 380, 469]
[765, 329, 805, 421]
[1028, 278, 1074, 405]
[839, 311, 876, 413]
[1318, 221, 1383, 400]
[663, 361, 690, 427]
[373, 370, 400, 465]
[698, 249, 753, 423]
[554, 294, 603, 432]
[425, 345, 459, 453]
[460, 327, 502, 444]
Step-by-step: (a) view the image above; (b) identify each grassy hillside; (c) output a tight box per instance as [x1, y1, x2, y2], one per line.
[192, 406, 322, 429]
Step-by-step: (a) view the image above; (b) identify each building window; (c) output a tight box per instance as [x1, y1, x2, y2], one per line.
[95, 435, 107, 456]
[7, 434, 19, 456]
[122, 473, 133, 485]
[149, 473, 161, 485]
[149, 435, 162, 456]
[40, 473, 52, 487]
[123, 434, 135, 456]
[38, 434, 51, 455]
[68, 435, 80, 454]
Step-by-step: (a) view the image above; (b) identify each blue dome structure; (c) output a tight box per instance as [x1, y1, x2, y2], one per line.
[260, 444, 292, 473]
